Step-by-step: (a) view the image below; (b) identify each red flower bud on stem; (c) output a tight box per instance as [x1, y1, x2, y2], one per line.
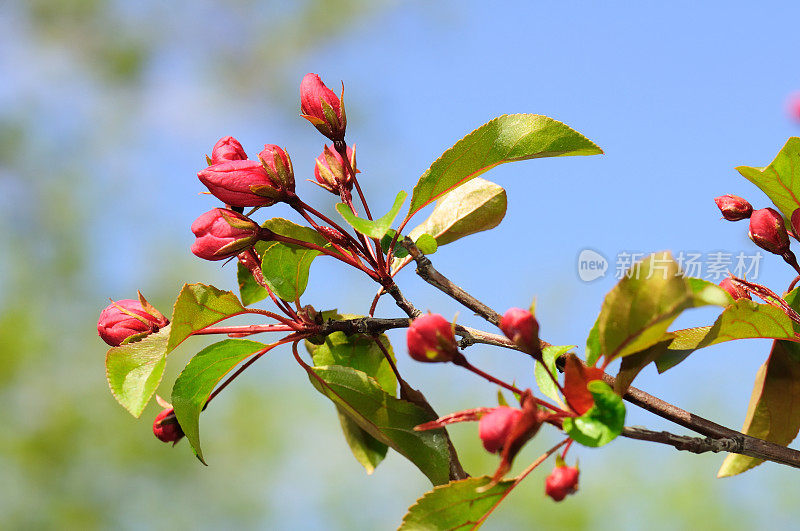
[313, 145, 356, 195]
[478, 406, 523, 454]
[749, 207, 790, 255]
[210, 136, 247, 164]
[719, 277, 751, 301]
[499, 307, 540, 354]
[714, 194, 752, 221]
[153, 407, 184, 444]
[300, 73, 346, 141]
[97, 295, 168, 347]
[258, 144, 295, 194]
[545, 461, 580, 502]
[198, 159, 283, 208]
[191, 208, 264, 261]
[407, 313, 458, 363]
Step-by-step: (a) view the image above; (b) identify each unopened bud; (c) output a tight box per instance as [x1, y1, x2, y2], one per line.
[406, 313, 458, 363]
[98, 297, 168, 347]
[153, 407, 184, 444]
[714, 194, 752, 221]
[749, 207, 790, 255]
[191, 208, 263, 261]
[314, 145, 355, 195]
[499, 308, 540, 353]
[300, 73, 346, 141]
[544, 462, 580, 501]
[478, 406, 523, 454]
[719, 278, 751, 301]
[258, 144, 295, 193]
[545, 462, 579, 502]
[210, 136, 247, 164]
[198, 159, 283, 208]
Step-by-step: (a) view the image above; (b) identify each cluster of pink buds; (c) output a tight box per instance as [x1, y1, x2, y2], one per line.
[714, 194, 800, 286]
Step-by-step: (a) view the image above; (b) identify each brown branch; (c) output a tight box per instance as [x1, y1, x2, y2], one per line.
[621, 426, 743, 456]
[401, 237, 503, 326]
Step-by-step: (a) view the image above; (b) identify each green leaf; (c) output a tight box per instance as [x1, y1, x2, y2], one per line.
[308, 331, 398, 396]
[718, 339, 800, 477]
[237, 262, 268, 306]
[415, 233, 438, 255]
[686, 277, 733, 307]
[615, 339, 673, 395]
[171, 339, 267, 464]
[562, 381, 626, 447]
[406, 114, 602, 219]
[235, 240, 271, 306]
[168, 283, 246, 353]
[656, 300, 797, 373]
[307, 365, 452, 485]
[585, 319, 601, 367]
[336, 406, 388, 475]
[407, 177, 507, 246]
[336, 190, 407, 239]
[258, 217, 339, 302]
[597, 252, 692, 363]
[106, 326, 171, 418]
[381, 230, 409, 258]
[260, 242, 320, 302]
[535, 345, 572, 406]
[398, 476, 514, 530]
[736, 137, 800, 224]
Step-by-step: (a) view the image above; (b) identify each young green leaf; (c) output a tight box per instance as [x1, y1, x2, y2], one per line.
[167, 283, 246, 353]
[306, 330, 398, 396]
[336, 406, 389, 475]
[718, 339, 800, 477]
[406, 114, 602, 219]
[171, 339, 267, 464]
[535, 345, 572, 406]
[260, 241, 321, 302]
[407, 177, 507, 246]
[414, 233, 438, 255]
[597, 252, 692, 363]
[106, 326, 171, 418]
[398, 476, 514, 530]
[656, 300, 797, 373]
[736, 137, 800, 224]
[306, 364, 452, 485]
[336, 190, 407, 239]
[562, 381, 625, 447]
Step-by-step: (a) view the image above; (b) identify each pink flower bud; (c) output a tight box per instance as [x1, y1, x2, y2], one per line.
[791, 208, 800, 238]
[748, 207, 790, 255]
[499, 308, 540, 353]
[258, 144, 295, 193]
[153, 407, 184, 443]
[191, 208, 262, 261]
[719, 278, 751, 301]
[198, 159, 282, 208]
[300, 73, 346, 141]
[97, 298, 167, 347]
[314, 145, 355, 195]
[406, 313, 458, 363]
[714, 194, 752, 221]
[210, 136, 247, 164]
[478, 406, 523, 454]
[545, 464, 579, 502]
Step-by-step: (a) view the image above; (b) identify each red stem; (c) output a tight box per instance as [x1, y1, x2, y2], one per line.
[192, 324, 295, 336]
[269, 232, 381, 281]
